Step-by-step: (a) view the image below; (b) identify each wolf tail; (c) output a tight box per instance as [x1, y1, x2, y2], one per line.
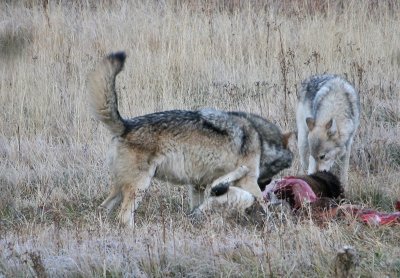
[87, 52, 127, 136]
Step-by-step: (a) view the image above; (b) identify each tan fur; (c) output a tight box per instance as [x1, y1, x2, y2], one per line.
[87, 53, 126, 135]
[87, 52, 292, 226]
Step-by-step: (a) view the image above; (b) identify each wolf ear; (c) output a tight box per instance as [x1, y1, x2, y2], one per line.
[326, 118, 337, 137]
[282, 131, 294, 149]
[306, 117, 315, 131]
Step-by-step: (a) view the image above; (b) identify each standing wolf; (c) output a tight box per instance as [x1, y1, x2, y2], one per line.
[296, 74, 360, 187]
[87, 52, 292, 226]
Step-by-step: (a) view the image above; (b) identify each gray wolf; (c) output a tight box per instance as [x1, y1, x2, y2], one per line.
[296, 74, 360, 187]
[197, 171, 344, 218]
[87, 52, 293, 226]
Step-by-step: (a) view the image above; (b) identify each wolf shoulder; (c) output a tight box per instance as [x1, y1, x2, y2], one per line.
[299, 74, 360, 122]
[299, 75, 360, 106]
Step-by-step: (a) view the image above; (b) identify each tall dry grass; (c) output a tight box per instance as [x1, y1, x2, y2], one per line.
[0, 0, 399, 276]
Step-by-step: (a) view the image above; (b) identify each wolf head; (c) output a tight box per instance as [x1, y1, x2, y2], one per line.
[306, 117, 345, 173]
[258, 132, 293, 190]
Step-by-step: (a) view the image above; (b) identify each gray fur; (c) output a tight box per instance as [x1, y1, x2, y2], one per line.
[296, 74, 360, 187]
[87, 52, 293, 226]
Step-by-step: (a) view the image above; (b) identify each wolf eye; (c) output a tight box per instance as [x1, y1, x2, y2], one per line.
[319, 154, 326, 160]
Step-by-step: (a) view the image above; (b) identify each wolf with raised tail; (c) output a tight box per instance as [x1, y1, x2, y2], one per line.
[296, 74, 360, 187]
[87, 52, 292, 226]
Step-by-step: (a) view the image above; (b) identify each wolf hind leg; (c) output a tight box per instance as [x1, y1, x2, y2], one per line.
[107, 150, 157, 227]
[117, 167, 156, 227]
[100, 183, 122, 212]
[188, 185, 206, 211]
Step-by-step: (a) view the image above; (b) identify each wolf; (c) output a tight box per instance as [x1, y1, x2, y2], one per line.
[296, 74, 360, 187]
[87, 52, 293, 226]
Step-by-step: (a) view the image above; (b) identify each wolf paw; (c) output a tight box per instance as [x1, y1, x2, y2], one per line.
[210, 182, 230, 196]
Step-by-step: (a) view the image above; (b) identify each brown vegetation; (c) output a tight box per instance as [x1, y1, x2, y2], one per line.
[0, 0, 399, 276]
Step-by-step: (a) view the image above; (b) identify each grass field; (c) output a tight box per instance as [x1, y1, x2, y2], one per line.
[1, 0, 399, 277]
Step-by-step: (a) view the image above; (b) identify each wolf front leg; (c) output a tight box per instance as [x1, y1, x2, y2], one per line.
[196, 185, 257, 214]
[234, 156, 263, 200]
[209, 165, 250, 190]
[190, 165, 250, 218]
[307, 155, 318, 175]
[339, 138, 354, 188]
[298, 133, 310, 173]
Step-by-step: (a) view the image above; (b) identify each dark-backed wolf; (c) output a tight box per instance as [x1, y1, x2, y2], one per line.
[87, 52, 292, 226]
[296, 74, 360, 187]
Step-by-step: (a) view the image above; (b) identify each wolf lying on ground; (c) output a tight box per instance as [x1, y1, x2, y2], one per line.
[87, 52, 292, 226]
[296, 75, 360, 188]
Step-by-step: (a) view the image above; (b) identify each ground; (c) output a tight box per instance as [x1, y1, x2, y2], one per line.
[0, 1, 399, 277]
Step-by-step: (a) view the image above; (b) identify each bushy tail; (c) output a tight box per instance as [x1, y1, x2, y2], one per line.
[87, 52, 127, 136]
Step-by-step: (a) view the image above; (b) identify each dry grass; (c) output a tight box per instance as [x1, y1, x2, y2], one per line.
[1, 0, 399, 277]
